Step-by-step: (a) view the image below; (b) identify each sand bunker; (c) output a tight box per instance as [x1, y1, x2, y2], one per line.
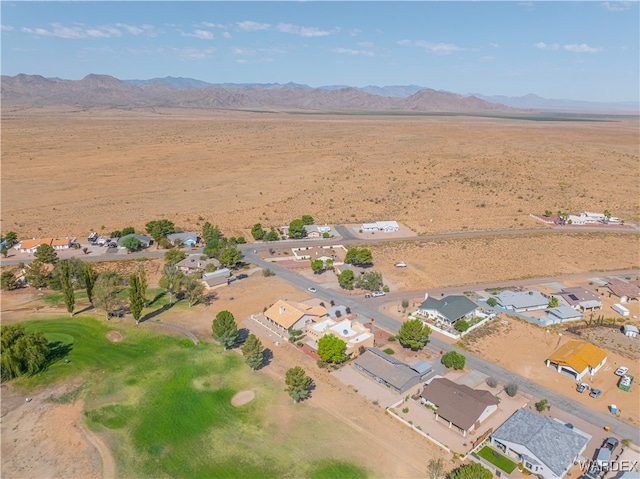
[105, 332, 123, 343]
[231, 390, 255, 407]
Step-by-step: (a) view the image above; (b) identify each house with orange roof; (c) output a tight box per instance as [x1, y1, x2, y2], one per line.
[545, 340, 607, 381]
[263, 299, 329, 336]
[16, 238, 54, 253]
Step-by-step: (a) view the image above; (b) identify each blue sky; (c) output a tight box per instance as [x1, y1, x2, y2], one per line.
[1, 1, 638, 102]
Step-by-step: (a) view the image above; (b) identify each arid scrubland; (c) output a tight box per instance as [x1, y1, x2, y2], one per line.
[1, 108, 638, 240]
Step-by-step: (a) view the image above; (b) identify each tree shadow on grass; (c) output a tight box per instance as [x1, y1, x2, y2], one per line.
[260, 348, 273, 369]
[139, 303, 173, 323]
[74, 304, 95, 315]
[146, 291, 166, 307]
[45, 341, 73, 368]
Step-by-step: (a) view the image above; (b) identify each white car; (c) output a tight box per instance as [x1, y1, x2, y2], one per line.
[371, 291, 385, 297]
[308, 287, 317, 293]
[395, 262, 407, 268]
[615, 366, 629, 376]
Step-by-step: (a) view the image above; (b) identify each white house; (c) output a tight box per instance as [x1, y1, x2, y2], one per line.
[415, 293, 479, 326]
[491, 408, 591, 479]
[623, 324, 639, 338]
[360, 221, 399, 232]
[539, 306, 583, 325]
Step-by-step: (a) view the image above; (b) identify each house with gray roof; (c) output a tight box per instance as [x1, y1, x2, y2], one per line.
[201, 268, 231, 289]
[491, 408, 590, 479]
[420, 377, 498, 436]
[416, 293, 479, 325]
[539, 306, 583, 326]
[175, 254, 220, 274]
[556, 287, 602, 312]
[166, 232, 199, 247]
[353, 348, 429, 394]
[493, 290, 548, 312]
[118, 233, 153, 248]
[303, 224, 331, 238]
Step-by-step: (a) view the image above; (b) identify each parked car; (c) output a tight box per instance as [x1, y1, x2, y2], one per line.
[371, 291, 385, 297]
[589, 388, 602, 398]
[604, 437, 619, 451]
[565, 423, 574, 429]
[576, 382, 590, 393]
[615, 366, 629, 376]
[236, 273, 248, 280]
[308, 287, 317, 293]
[395, 262, 407, 268]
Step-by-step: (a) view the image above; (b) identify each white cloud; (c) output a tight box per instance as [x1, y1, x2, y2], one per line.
[397, 39, 465, 55]
[533, 42, 560, 50]
[277, 23, 337, 37]
[222, 32, 232, 39]
[564, 43, 603, 53]
[601, 1, 634, 11]
[357, 41, 373, 48]
[237, 21, 271, 31]
[349, 29, 361, 37]
[182, 29, 214, 40]
[332, 47, 374, 57]
[19, 22, 157, 39]
[173, 47, 217, 60]
[115, 23, 144, 35]
[198, 22, 227, 29]
[489, 42, 499, 48]
[1, 24, 15, 32]
[231, 47, 256, 56]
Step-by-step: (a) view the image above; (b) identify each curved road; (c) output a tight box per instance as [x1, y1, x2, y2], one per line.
[243, 248, 640, 440]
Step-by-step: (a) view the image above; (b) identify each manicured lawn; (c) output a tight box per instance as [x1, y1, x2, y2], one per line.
[12, 317, 370, 479]
[476, 446, 518, 473]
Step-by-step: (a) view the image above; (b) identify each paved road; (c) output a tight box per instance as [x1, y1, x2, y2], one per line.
[243, 249, 640, 440]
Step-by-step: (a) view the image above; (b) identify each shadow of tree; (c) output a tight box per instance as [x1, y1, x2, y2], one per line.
[260, 348, 273, 369]
[74, 304, 95, 315]
[46, 341, 73, 368]
[146, 291, 166, 307]
[140, 303, 173, 323]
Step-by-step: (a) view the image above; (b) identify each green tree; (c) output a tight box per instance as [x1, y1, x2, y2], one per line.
[3, 231, 18, 246]
[317, 334, 348, 363]
[110, 230, 122, 238]
[486, 297, 498, 307]
[311, 259, 325, 274]
[603, 209, 611, 223]
[427, 458, 446, 479]
[49, 257, 86, 290]
[454, 320, 470, 332]
[447, 463, 492, 479]
[145, 219, 175, 243]
[544, 210, 553, 217]
[241, 333, 265, 370]
[505, 382, 518, 397]
[164, 248, 187, 266]
[121, 226, 135, 236]
[535, 399, 549, 412]
[58, 260, 75, 317]
[128, 273, 145, 325]
[218, 247, 242, 268]
[355, 248, 373, 266]
[301, 215, 314, 225]
[1, 247, 8, 258]
[1, 324, 49, 381]
[120, 236, 142, 252]
[83, 262, 96, 305]
[183, 274, 206, 307]
[397, 319, 431, 350]
[158, 264, 184, 306]
[201, 222, 221, 244]
[284, 366, 312, 403]
[34, 243, 58, 264]
[264, 229, 279, 241]
[337, 269, 355, 290]
[250, 223, 265, 240]
[93, 272, 123, 320]
[288, 218, 305, 239]
[344, 248, 358, 265]
[548, 296, 559, 308]
[1, 271, 18, 290]
[138, 267, 148, 307]
[212, 310, 239, 350]
[441, 351, 466, 370]
[24, 260, 50, 288]
[355, 271, 383, 291]
[401, 299, 410, 312]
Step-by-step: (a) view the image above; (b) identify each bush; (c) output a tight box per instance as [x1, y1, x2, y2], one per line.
[262, 268, 275, 277]
[486, 376, 498, 388]
[441, 351, 466, 370]
[454, 319, 470, 332]
[505, 382, 519, 397]
[317, 360, 327, 368]
[383, 348, 395, 355]
[486, 297, 498, 307]
[388, 335, 397, 342]
[402, 407, 409, 413]
[382, 285, 390, 293]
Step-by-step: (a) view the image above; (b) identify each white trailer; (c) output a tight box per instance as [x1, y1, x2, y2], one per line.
[612, 303, 630, 317]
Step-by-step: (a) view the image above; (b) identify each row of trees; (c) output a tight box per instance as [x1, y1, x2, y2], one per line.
[1, 324, 49, 381]
[337, 269, 384, 292]
[251, 214, 316, 241]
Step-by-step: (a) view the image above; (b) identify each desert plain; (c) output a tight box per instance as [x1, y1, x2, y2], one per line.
[1, 107, 639, 478]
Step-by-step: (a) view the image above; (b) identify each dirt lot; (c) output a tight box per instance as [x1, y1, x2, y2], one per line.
[2, 108, 638, 241]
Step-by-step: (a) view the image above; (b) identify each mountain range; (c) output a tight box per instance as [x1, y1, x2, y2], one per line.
[1, 74, 637, 114]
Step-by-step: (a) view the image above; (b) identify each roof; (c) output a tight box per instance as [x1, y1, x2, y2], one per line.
[50, 238, 71, 247]
[492, 408, 590, 477]
[411, 360, 433, 375]
[494, 290, 548, 309]
[418, 295, 478, 322]
[624, 324, 639, 333]
[264, 299, 328, 329]
[202, 268, 230, 279]
[547, 306, 582, 320]
[120, 233, 152, 244]
[607, 278, 640, 299]
[422, 377, 498, 431]
[19, 238, 52, 250]
[353, 348, 424, 392]
[175, 254, 220, 270]
[559, 287, 601, 305]
[202, 275, 229, 288]
[166, 232, 198, 243]
[547, 340, 607, 373]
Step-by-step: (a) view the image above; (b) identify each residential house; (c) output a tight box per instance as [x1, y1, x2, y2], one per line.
[175, 254, 220, 274]
[557, 287, 602, 311]
[420, 377, 499, 437]
[539, 306, 583, 325]
[545, 339, 607, 380]
[623, 324, 639, 338]
[16, 238, 72, 253]
[493, 290, 548, 312]
[568, 212, 606, 225]
[599, 278, 640, 303]
[166, 232, 199, 247]
[303, 224, 331, 238]
[491, 408, 590, 479]
[201, 268, 231, 289]
[361, 221, 399, 232]
[50, 238, 72, 250]
[352, 348, 431, 394]
[119, 233, 153, 248]
[263, 300, 328, 336]
[415, 293, 479, 326]
[306, 318, 374, 357]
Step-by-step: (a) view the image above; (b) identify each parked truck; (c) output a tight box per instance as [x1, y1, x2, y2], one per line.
[612, 303, 630, 317]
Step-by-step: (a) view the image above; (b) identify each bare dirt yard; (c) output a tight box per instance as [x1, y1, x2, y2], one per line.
[2, 108, 638, 241]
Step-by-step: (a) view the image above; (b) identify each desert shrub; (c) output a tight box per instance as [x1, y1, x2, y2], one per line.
[505, 382, 519, 397]
[486, 376, 498, 388]
[262, 268, 275, 277]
